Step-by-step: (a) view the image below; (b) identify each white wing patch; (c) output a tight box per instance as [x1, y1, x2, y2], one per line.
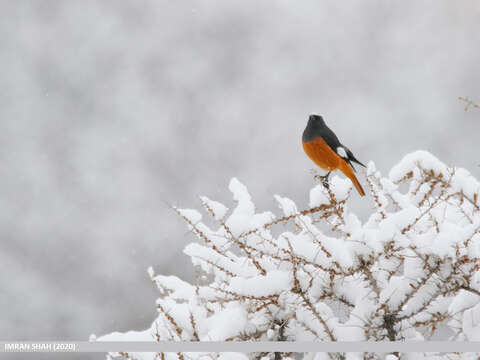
[336, 146, 347, 158]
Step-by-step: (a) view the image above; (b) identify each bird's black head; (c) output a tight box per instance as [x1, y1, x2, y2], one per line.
[308, 114, 325, 126]
[303, 114, 326, 142]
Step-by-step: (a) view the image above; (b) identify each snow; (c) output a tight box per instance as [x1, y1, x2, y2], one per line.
[176, 208, 202, 227]
[309, 184, 330, 207]
[203, 303, 247, 341]
[431, 222, 464, 258]
[223, 178, 276, 237]
[218, 354, 248, 360]
[450, 167, 480, 200]
[330, 176, 352, 201]
[152, 274, 196, 299]
[97, 150, 480, 360]
[309, 176, 351, 207]
[389, 150, 449, 182]
[462, 302, 480, 340]
[97, 329, 155, 342]
[448, 290, 480, 315]
[274, 194, 298, 216]
[147, 266, 154, 278]
[200, 196, 228, 220]
[228, 270, 291, 297]
[184, 242, 259, 278]
[229, 177, 255, 217]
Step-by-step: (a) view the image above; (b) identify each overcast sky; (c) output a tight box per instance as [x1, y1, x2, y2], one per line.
[1, 1, 479, 358]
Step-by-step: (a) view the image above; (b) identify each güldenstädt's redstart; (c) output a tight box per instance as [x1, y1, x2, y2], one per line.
[302, 114, 366, 196]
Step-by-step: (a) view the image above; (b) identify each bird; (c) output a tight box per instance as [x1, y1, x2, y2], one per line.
[302, 114, 366, 196]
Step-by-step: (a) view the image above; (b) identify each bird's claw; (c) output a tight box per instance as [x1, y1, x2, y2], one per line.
[322, 179, 330, 189]
[314, 174, 330, 189]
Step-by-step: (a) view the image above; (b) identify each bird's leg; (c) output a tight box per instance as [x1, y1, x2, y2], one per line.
[321, 171, 331, 189]
[314, 171, 331, 189]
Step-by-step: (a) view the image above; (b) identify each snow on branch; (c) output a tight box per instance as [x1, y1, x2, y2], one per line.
[94, 151, 480, 360]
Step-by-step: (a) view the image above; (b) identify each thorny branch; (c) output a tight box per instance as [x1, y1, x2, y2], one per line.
[135, 154, 480, 360]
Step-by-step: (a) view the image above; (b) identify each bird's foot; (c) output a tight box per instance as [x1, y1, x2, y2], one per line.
[321, 178, 330, 189]
[314, 172, 331, 189]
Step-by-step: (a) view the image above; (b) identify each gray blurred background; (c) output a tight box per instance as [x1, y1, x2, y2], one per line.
[1, 0, 479, 358]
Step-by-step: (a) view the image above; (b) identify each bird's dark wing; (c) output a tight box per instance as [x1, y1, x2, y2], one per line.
[318, 125, 342, 152]
[319, 124, 366, 171]
[343, 145, 366, 168]
[335, 145, 357, 172]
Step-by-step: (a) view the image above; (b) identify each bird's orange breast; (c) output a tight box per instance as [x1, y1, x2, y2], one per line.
[302, 136, 342, 171]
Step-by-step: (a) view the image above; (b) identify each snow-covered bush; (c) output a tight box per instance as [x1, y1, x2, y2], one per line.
[95, 151, 480, 360]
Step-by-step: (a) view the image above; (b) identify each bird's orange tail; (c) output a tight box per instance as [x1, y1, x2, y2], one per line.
[339, 162, 365, 197]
